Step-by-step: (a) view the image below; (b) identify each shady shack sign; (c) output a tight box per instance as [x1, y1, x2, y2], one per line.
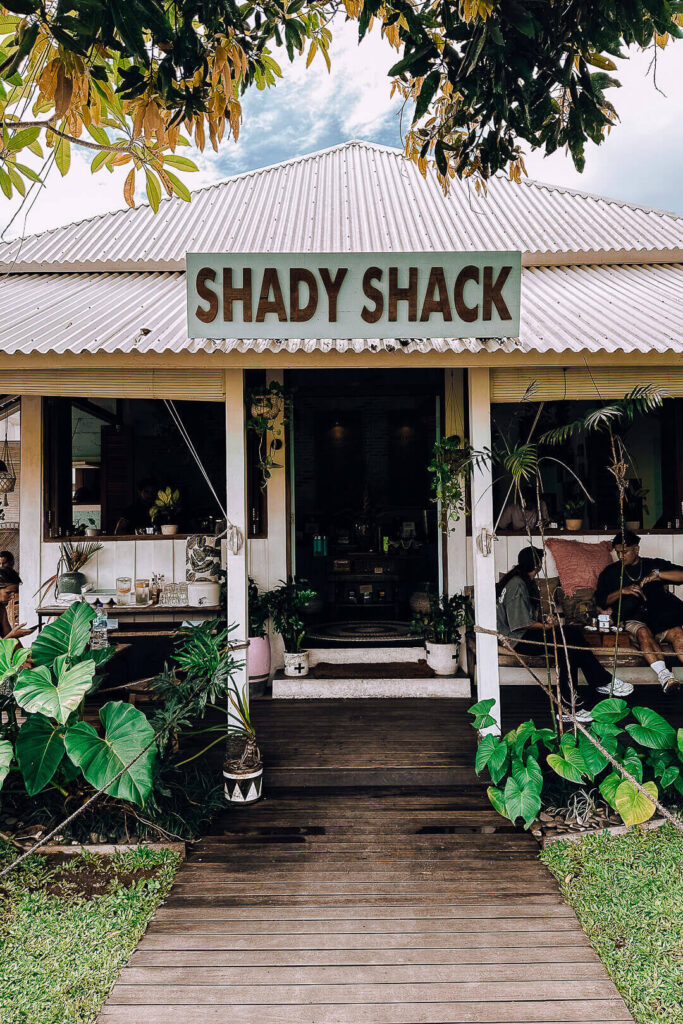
[186, 252, 521, 340]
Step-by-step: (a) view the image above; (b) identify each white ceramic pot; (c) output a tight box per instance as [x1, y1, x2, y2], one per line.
[283, 650, 309, 677]
[85, 527, 99, 537]
[187, 581, 220, 606]
[425, 641, 459, 676]
[161, 524, 178, 536]
[223, 763, 263, 804]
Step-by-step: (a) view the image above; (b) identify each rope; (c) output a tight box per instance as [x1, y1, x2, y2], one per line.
[163, 400, 228, 520]
[474, 625, 636, 655]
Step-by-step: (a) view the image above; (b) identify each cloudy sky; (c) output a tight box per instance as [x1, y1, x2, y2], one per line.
[2, 19, 682, 239]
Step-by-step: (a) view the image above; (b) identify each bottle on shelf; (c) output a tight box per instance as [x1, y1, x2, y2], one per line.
[91, 600, 109, 650]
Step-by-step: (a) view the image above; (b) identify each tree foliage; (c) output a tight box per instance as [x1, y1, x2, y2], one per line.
[0, 1, 681, 209]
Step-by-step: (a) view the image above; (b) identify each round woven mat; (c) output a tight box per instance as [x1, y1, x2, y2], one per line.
[305, 620, 417, 644]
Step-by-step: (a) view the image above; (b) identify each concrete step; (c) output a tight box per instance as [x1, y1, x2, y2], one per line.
[307, 646, 424, 666]
[272, 672, 470, 700]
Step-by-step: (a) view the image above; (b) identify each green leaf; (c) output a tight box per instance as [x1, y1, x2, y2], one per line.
[161, 154, 198, 172]
[14, 161, 41, 181]
[0, 165, 12, 198]
[504, 776, 542, 828]
[475, 733, 497, 774]
[659, 765, 680, 789]
[621, 747, 644, 783]
[0, 738, 12, 790]
[578, 733, 608, 777]
[7, 125, 39, 150]
[614, 779, 657, 826]
[590, 698, 630, 723]
[468, 698, 496, 716]
[487, 785, 508, 819]
[30, 602, 95, 667]
[86, 123, 110, 146]
[64, 701, 156, 806]
[90, 149, 109, 173]
[547, 747, 588, 784]
[0, 636, 29, 686]
[511, 753, 542, 791]
[14, 659, 95, 725]
[145, 169, 161, 213]
[513, 720, 536, 758]
[599, 770, 621, 809]
[625, 707, 676, 750]
[488, 739, 510, 784]
[162, 167, 191, 202]
[678, 728, 683, 759]
[414, 68, 440, 121]
[15, 713, 65, 795]
[55, 136, 70, 176]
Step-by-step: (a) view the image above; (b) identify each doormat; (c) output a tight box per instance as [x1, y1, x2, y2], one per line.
[305, 620, 418, 644]
[310, 660, 435, 679]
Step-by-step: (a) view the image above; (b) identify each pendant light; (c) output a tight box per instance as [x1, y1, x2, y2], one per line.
[0, 412, 16, 506]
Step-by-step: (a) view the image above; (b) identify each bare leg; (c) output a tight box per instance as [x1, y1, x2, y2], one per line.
[634, 625, 664, 665]
[666, 625, 683, 665]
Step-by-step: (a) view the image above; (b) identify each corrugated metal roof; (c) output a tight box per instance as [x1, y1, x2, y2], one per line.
[1, 141, 682, 273]
[0, 263, 681, 357]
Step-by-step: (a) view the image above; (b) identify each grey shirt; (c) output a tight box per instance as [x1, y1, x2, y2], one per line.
[497, 575, 538, 643]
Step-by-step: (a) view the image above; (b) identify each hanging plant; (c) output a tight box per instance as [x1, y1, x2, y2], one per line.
[428, 434, 477, 530]
[246, 381, 292, 488]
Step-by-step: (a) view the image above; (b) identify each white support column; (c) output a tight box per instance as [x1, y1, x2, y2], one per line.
[468, 368, 501, 732]
[225, 370, 249, 708]
[265, 371, 287, 672]
[19, 397, 42, 627]
[444, 369, 467, 596]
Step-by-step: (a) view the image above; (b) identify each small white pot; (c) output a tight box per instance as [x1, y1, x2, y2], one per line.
[223, 764, 263, 804]
[161, 524, 179, 536]
[85, 527, 99, 537]
[283, 650, 309, 677]
[425, 641, 459, 676]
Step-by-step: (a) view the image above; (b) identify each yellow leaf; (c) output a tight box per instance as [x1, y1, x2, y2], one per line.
[585, 52, 618, 71]
[123, 167, 135, 208]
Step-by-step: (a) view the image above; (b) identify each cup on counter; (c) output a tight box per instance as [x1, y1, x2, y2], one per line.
[116, 577, 132, 605]
[135, 578, 150, 605]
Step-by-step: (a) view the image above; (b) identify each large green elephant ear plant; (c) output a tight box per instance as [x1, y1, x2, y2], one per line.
[0, 603, 156, 806]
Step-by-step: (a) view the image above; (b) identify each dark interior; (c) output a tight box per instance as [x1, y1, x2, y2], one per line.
[291, 369, 441, 624]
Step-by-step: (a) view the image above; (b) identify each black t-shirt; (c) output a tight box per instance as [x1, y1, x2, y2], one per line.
[595, 557, 683, 630]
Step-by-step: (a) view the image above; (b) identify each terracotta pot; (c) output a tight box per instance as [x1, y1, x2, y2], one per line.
[223, 763, 263, 804]
[283, 650, 309, 677]
[625, 520, 641, 531]
[425, 641, 459, 676]
[565, 518, 583, 532]
[161, 524, 178, 536]
[248, 635, 271, 694]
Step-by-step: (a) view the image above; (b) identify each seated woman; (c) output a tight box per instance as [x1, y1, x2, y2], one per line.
[0, 568, 37, 641]
[496, 546, 632, 722]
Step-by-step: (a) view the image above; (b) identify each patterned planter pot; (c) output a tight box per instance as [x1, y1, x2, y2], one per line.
[283, 651, 309, 677]
[425, 641, 459, 676]
[223, 763, 263, 804]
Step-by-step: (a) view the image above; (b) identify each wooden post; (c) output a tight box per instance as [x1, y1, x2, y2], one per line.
[468, 368, 501, 733]
[225, 370, 249, 715]
[19, 397, 42, 627]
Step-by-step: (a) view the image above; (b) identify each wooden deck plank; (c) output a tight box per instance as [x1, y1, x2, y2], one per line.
[97, 697, 633, 1024]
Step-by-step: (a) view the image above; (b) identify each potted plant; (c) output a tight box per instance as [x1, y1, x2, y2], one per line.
[624, 483, 649, 531]
[150, 487, 181, 535]
[268, 577, 316, 677]
[247, 577, 272, 696]
[224, 678, 263, 804]
[37, 539, 103, 600]
[411, 590, 471, 676]
[563, 498, 585, 531]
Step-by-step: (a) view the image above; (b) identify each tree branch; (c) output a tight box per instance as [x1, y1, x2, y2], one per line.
[4, 120, 134, 155]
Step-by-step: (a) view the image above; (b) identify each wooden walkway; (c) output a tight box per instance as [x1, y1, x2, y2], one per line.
[99, 696, 633, 1024]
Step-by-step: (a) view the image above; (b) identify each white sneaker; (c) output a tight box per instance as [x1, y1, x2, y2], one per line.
[657, 667, 677, 693]
[561, 708, 594, 724]
[597, 678, 634, 697]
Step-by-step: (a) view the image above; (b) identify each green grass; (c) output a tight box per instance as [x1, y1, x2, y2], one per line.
[0, 843, 180, 1024]
[541, 824, 683, 1024]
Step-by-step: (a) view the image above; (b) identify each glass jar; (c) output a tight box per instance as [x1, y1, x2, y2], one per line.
[135, 579, 150, 605]
[116, 577, 132, 605]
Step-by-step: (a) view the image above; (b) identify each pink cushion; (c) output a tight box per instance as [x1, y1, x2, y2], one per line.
[546, 539, 612, 597]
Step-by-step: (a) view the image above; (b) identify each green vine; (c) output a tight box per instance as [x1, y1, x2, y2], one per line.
[245, 381, 292, 489]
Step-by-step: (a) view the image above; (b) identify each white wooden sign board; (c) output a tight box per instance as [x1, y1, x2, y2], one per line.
[186, 251, 521, 340]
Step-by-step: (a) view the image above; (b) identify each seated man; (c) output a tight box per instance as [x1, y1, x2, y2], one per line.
[594, 530, 683, 693]
[0, 568, 37, 641]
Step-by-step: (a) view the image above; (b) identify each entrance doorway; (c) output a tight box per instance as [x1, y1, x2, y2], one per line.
[290, 369, 441, 643]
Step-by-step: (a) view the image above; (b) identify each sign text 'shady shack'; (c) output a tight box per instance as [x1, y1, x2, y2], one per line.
[186, 252, 522, 340]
